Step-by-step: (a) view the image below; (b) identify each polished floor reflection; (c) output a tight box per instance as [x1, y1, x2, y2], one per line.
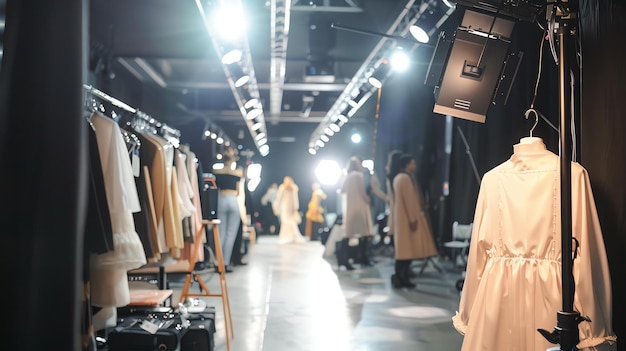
[167, 235, 464, 351]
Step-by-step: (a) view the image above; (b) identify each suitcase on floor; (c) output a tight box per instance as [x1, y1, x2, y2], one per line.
[107, 309, 216, 351]
[180, 311, 216, 351]
[107, 315, 181, 351]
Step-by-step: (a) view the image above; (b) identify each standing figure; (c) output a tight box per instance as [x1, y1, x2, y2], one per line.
[390, 153, 438, 288]
[340, 157, 372, 267]
[260, 183, 279, 234]
[274, 176, 306, 244]
[213, 148, 244, 268]
[305, 182, 327, 240]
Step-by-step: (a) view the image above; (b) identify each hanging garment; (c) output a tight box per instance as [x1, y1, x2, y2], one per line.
[88, 113, 147, 307]
[453, 138, 616, 350]
[135, 132, 167, 254]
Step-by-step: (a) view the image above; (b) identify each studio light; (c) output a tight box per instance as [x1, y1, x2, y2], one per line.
[329, 123, 341, 132]
[221, 49, 243, 64]
[244, 98, 259, 109]
[246, 108, 262, 120]
[368, 76, 382, 89]
[315, 160, 342, 186]
[320, 134, 330, 143]
[390, 48, 411, 72]
[308, 148, 317, 155]
[428, 9, 518, 123]
[409, 25, 430, 43]
[234, 75, 250, 87]
[351, 133, 362, 144]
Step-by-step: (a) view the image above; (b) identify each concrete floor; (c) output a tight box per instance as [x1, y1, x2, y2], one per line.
[149, 235, 465, 351]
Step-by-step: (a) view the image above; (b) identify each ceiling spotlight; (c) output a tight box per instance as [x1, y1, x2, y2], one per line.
[338, 114, 349, 123]
[390, 48, 410, 72]
[324, 127, 335, 136]
[316, 140, 325, 148]
[216, 137, 224, 144]
[351, 132, 362, 143]
[211, 132, 218, 139]
[255, 132, 266, 140]
[257, 138, 268, 146]
[246, 108, 262, 120]
[320, 134, 330, 142]
[259, 144, 270, 156]
[409, 25, 429, 43]
[251, 122, 263, 131]
[368, 76, 382, 89]
[329, 123, 341, 132]
[442, 0, 456, 9]
[235, 75, 250, 87]
[244, 98, 259, 109]
[204, 130, 211, 137]
[308, 148, 317, 155]
[221, 49, 243, 64]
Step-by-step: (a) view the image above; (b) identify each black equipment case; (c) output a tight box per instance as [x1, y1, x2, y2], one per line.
[107, 309, 216, 351]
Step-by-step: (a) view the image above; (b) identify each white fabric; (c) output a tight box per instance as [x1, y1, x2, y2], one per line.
[175, 150, 196, 218]
[453, 138, 616, 350]
[275, 183, 306, 244]
[89, 113, 147, 307]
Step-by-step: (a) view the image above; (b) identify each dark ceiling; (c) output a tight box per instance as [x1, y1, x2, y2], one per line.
[89, 0, 459, 157]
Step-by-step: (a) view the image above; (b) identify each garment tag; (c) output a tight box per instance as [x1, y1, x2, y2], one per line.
[140, 320, 160, 334]
[132, 149, 140, 178]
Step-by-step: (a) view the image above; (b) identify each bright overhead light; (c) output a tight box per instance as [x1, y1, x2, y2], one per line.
[255, 132, 266, 140]
[246, 108, 262, 120]
[368, 76, 382, 88]
[244, 98, 259, 109]
[212, 3, 248, 42]
[329, 123, 340, 132]
[390, 48, 410, 72]
[409, 25, 429, 43]
[308, 148, 317, 155]
[338, 115, 348, 123]
[216, 137, 224, 144]
[257, 138, 268, 146]
[235, 75, 250, 87]
[221, 49, 243, 64]
[251, 122, 263, 131]
[324, 127, 334, 136]
[315, 160, 342, 186]
[320, 134, 330, 142]
[442, 0, 456, 9]
[259, 144, 269, 156]
[316, 140, 325, 148]
[351, 132, 362, 143]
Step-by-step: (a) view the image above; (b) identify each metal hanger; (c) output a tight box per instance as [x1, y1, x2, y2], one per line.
[524, 108, 539, 137]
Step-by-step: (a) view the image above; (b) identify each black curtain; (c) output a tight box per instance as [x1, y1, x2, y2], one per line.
[580, 0, 626, 347]
[0, 1, 86, 351]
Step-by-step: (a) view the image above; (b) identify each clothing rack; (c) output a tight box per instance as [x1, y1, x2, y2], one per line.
[83, 84, 181, 139]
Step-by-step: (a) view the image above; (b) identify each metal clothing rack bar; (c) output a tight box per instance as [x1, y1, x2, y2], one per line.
[83, 84, 181, 138]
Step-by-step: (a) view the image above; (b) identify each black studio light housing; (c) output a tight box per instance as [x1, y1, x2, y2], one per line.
[425, 0, 544, 122]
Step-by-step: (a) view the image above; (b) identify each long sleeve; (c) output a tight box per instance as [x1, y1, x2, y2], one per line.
[452, 175, 489, 335]
[572, 167, 616, 349]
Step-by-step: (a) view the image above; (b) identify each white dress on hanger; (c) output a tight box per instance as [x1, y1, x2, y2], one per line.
[89, 113, 147, 307]
[453, 138, 616, 350]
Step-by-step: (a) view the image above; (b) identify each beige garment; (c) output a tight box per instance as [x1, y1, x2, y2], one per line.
[453, 139, 616, 350]
[168, 167, 185, 258]
[391, 172, 437, 260]
[341, 170, 372, 238]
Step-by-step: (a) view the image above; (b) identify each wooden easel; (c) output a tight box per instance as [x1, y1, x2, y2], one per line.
[179, 219, 234, 351]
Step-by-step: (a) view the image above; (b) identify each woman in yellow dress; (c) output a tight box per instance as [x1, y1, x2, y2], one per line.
[305, 182, 327, 239]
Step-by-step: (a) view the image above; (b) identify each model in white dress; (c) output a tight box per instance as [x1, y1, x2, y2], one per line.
[274, 176, 306, 244]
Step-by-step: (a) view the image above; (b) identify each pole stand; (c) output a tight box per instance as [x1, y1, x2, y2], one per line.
[538, 311, 591, 350]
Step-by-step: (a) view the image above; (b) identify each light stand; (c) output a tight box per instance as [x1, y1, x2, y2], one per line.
[536, 1, 590, 350]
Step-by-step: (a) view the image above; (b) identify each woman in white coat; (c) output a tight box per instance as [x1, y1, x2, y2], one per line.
[273, 176, 306, 244]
